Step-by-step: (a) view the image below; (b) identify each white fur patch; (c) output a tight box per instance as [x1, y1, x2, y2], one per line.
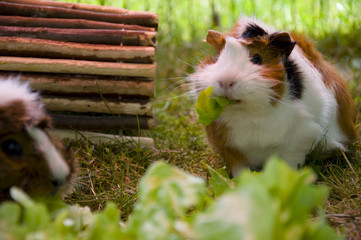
[0, 76, 44, 124]
[27, 127, 70, 183]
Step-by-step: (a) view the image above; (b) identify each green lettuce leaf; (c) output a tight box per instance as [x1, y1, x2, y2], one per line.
[196, 86, 234, 126]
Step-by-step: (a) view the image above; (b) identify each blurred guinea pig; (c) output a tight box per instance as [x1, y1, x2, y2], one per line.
[189, 16, 357, 177]
[0, 76, 76, 201]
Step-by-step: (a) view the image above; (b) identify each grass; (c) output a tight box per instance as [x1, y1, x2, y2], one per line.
[57, 0, 361, 238]
[63, 95, 222, 219]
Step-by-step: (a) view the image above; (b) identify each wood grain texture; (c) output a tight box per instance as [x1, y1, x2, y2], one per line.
[0, 15, 155, 31]
[0, 72, 154, 97]
[41, 96, 153, 116]
[0, 37, 155, 63]
[0, 57, 156, 78]
[2, 0, 154, 15]
[0, 26, 156, 46]
[0, 2, 158, 28]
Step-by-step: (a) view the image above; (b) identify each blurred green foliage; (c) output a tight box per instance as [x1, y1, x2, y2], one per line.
[64, 0, 361, 39]
[0, 158, 342, 240]
[59, 0, 361, 81]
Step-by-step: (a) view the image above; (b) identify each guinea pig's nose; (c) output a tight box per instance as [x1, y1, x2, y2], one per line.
[218, 81, 235, 89]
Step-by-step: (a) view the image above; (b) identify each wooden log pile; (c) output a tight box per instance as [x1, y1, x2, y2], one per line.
[0, 0, 158, 132]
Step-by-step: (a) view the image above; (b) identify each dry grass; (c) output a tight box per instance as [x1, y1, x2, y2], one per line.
[323, 143, 361, 239]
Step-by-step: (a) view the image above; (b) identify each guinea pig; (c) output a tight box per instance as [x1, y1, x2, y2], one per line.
[0, 76, 76, 201]
[189, 16, 357, 177]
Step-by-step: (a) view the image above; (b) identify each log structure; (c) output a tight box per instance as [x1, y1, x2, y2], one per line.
[0, 0, 158, 136]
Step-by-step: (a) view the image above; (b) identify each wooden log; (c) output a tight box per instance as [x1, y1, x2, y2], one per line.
[50, 114, 156, 130]
[0, 72, 154, 97]
[0, 37, 155, 63]
[41, 96, 153, 116]
[0, 2, 158, 28]
[0, 15, 155, 32]
[52, 129, 155, 148]
[2, 0, 151, 15]
[0, 26, 157, 46]
[0, 57, 156, 78]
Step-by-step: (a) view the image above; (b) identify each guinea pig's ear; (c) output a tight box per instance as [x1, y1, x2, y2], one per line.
[268, 32, 296, 58]
[206, 30, 226, 52]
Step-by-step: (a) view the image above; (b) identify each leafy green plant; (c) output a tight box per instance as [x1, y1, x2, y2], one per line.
[200, 158, 341, 240]
[125, 162, 206, 239]
[0, 157, 342, 240]
[196, 86, 234, 126]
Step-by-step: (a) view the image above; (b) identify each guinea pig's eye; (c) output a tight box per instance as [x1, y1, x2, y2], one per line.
[251, 54, 262, 65]
[1, 139, 23, 158]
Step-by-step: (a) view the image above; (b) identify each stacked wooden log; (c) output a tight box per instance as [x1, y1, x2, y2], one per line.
[0, 0, 157, 133]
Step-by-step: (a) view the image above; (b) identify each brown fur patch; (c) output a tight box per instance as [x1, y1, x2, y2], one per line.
[0, 100, 30, 135]
[244, 38, 287, 105]
[206, 30, 226, 52]
[261, 63, 286, 105]
[0, 100, 51, 135]
[206, 121, 248, 177]
[246, 38, 281, 64]
[292, 33, 357, 141]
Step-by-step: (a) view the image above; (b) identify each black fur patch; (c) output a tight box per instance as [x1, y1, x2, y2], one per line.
[242, 24, 267, 38]
[284, 59, 303, 100]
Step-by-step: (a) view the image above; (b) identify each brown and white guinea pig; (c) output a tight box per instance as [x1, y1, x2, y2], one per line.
[0, 76, 76, 201]
[189, 16, 357, 177]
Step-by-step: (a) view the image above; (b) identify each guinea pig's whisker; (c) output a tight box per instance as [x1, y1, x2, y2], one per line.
[156, 83, 209, 103]
[155, 88, 201, 102]
[157, 78, 189, 96]
[160, 76, 188, 84]
[171, 82, 198, 91]
[176, 57, 198, 68]
[244, 69, 260, 77]
[154, 92, 195, 102]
